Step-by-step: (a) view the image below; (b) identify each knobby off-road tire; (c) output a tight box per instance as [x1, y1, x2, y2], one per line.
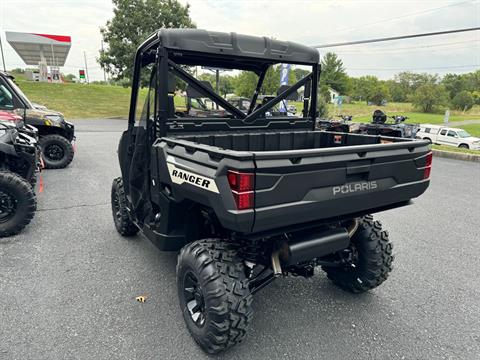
[111, 177, 138, 236]
[0, 171, 36, 237]
[177, 239, 253, 354]
[322, 215, 394, 293]
[40, 134, 74, 169]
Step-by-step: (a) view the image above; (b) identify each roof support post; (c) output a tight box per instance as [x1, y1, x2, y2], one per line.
[247, 67, 268, 115]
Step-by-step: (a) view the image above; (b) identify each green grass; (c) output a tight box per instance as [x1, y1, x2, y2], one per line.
[18, 78, 141, 119]
[341, 103, 480, 124]
[457, 124, 480, 137]
[432, 144, 480, 155]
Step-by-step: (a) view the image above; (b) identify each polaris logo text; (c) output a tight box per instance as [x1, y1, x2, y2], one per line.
[167, 163, 219, 193]
[333, 181, 378, 196]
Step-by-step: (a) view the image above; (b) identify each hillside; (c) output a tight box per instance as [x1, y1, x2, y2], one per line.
[17, 79, 135, 119]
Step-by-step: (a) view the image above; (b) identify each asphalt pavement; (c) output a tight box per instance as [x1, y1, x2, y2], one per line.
[1, 119, 479, 360]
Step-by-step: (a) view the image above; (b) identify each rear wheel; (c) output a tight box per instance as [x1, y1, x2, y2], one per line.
[459, 144, 469, 149]
[177, 239, 253, 354]
[0, 171, 36, 237]
[322, 215, 394, 293]
[111, 177, 138, 236]
[40, 134, 74, 169]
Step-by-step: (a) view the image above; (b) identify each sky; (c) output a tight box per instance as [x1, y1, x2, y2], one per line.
[0, 0, 478, 81]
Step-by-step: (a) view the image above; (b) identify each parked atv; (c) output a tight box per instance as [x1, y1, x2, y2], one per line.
[111, 29, 431, 354]
[354, 109, 419, 139]
[0, 71, 75, 168]
[317, 114, 353, 133]
[0, 120, 39, 237]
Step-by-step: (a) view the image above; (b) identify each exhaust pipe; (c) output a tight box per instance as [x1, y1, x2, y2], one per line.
[281, 228, 350, 266]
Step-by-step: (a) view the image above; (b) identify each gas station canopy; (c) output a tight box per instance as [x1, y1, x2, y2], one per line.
[5, 31, 71, 66]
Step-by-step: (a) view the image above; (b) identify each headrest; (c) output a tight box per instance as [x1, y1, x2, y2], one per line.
[277, 85, 298, 100]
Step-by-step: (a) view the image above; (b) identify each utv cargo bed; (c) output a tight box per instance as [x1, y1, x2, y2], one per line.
[153, 130, 431, 235]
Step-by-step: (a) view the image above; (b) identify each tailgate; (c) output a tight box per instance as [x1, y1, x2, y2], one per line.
[252, 141, 431, 233]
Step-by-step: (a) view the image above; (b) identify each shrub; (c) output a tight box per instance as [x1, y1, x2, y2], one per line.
[317, 96, 329, 118]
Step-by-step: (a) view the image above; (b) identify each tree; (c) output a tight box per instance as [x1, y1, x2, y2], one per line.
[451, 91, 474, 111]
[410, 84, 449, 113]
[320, 52, 350, 94]
[198, 73, 235, 96]
[442, 73, 466, 99]
[395, 72, 438, 91]
[350, 76, 389, 105]
[64, 74, 76, 83]
[233, 71, 258, 97]
[385, 79, 407, 102]
[368, 82, 390, 106]
[11, 68, 25, 74]
[472, 90, 480, 105]
[442, 71, 480, 99]
[99, 0, 195, 81]
[317, 96, 329, 118]
[293, 68, 310, 81]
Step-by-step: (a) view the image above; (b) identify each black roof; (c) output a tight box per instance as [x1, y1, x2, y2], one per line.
[141, 29, 319, 71]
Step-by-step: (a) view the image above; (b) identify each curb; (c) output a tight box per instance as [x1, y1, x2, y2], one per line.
[432, 149, 480, 163]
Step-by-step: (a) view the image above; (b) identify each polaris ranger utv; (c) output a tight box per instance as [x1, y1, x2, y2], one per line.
[111, 29, 432, 354]
[0, 71, 75, 169]
[0, 120, 39, 237]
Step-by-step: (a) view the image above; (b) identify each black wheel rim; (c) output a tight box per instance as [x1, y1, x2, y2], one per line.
[44, 144, 65, 161]
[113, 191, 121, 223]
[0, 190, 16, 223]
[183, 271, 206, 327]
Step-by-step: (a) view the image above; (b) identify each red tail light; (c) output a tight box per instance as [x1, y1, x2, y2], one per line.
[227, 171, 254, 192]
[424, 152, 433, 179]
[232, 191, 254, 210]
[227, 170, 254, 210]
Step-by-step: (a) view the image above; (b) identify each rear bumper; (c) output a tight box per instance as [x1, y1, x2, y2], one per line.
[252, 179, 429, 233]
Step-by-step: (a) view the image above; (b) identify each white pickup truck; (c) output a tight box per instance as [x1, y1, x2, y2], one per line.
[416, 125, 480, 150]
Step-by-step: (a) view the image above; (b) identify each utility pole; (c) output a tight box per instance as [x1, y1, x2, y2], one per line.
[215, 69, 220, 109]
[83, 51, 89, 83]
[101, 40, 106, 82]
[0, 34, 6, 71]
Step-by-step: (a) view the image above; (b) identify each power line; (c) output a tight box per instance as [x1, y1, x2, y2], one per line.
[334, 44, 479, 57]
[348, 64, 478, 71]
[322, 0, 473, 37]
[332, 39, 479, 54]
[313, 27, 480, 48]
[0, 34, 6, 71]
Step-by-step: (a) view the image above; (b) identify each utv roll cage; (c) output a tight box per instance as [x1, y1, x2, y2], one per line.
[128, 29, 320, 136]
